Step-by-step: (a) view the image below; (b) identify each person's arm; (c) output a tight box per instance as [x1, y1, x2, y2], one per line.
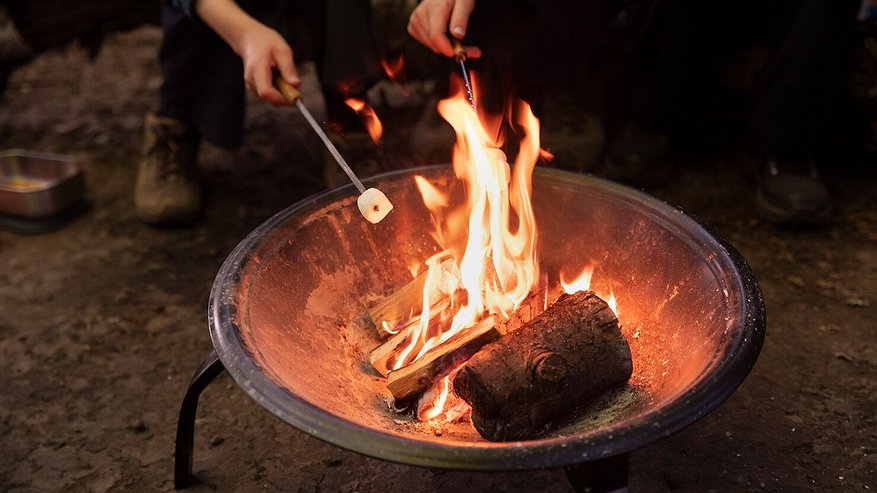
[408, 0, 479, 58]
[194, 0, 299, 106]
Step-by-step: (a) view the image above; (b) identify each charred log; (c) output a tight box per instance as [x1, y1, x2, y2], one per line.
[454, 290, 632, 441]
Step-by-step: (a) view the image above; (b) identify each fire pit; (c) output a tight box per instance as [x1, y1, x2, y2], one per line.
[174, 164, 765, 491]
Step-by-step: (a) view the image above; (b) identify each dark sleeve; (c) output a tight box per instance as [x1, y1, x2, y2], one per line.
[168, 0, 196, 18]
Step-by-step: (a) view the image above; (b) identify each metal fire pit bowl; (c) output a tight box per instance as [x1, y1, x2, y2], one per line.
[176, 165, 764, 489]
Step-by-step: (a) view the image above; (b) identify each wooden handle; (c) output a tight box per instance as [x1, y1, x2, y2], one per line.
[452, 41, 467, 62]
[273, 72, 301, 104]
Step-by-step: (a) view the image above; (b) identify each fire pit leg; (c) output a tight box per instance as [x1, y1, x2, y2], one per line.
[564, 453, 630, 493]
[174, 350, 225, 490]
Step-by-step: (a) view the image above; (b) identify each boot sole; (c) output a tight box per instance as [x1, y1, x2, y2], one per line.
[755, 191, 832, 226]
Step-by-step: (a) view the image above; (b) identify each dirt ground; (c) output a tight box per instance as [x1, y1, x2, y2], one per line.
[1, 25, 875, 493]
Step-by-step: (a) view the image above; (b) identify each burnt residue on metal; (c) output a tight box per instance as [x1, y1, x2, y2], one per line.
[209, 166, 765, 470]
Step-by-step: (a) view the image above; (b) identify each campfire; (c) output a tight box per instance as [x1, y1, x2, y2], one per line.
[362, 85, 633, 440]
[178, 64, 764, 491]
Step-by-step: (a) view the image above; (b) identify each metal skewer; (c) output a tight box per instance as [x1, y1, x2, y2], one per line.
[274, 75, 366, 194]
[294, 98, 366, 194]
[453, 42, 477, 113]
[273, 74, 393, 223]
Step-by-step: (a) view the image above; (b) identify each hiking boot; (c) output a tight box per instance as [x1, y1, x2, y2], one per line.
[755, 153, 832, 225]
[135, 113, 202, 225]
[321, 130, 384, 190]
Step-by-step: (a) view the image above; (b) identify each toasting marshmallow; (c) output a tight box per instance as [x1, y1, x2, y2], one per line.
[484, 148, 511, 185]
[357, 188, 394, 224]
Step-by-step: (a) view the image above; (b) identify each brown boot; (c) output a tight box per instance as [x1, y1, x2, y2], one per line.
[135, 113, 202, 224]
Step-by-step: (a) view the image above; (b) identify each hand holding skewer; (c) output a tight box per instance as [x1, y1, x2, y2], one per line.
[407, 0, 481, 59]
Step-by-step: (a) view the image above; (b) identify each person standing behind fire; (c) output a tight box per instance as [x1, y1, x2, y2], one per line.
[136, 0, 381, 224]
[408, 0, 859, 226]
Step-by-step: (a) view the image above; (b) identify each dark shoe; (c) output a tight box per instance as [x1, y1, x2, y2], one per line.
[602, 123, 674, 187]
[755, 154, 832, 225]
[321, 130, 384, 189]
[135, 113, 202, 225]
[0, 6, 31, 63]
[0, 5, 33, 96]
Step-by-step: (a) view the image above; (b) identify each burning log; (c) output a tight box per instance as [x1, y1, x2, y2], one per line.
[372, 285, 554, 385]
[454, 290, 632, 441]
[386, 315, 502, 402]
[495, 286, 555, 334]
[369, 297, 452, 377]
[368, 258, 460, 337]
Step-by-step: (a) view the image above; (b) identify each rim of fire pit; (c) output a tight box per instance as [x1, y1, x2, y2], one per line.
[208, 165, 765, 470]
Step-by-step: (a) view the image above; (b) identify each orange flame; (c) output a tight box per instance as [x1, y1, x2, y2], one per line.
[561, 266, 618, 317]
[432, 95, 541, 335]
[344, 98, 383, 144]
[560, 266, 594, 293]
[390, 252, 454, 370]
[388, 81, 544, 417]
[607, 290, 618, 318]
[373, 73, 631, 422]
[381, 54, 406, 82]
[418, 374, 452, 421]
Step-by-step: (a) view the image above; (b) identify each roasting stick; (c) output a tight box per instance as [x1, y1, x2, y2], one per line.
[453, 42, 477, 113]
[274, 75, 393, 224]
[450, 44, 511, 184]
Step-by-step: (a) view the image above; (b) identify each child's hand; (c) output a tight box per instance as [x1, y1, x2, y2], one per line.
[408, 0, 480, 58]
[237, 23, 300, 106]
[195, 0, 300, 106]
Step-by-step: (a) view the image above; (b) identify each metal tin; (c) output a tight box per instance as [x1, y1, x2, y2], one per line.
[0, 149, 84, 218]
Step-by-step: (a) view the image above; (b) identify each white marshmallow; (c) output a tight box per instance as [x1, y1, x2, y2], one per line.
[484, 148, 511, 185]
[357, 187, 394, 224]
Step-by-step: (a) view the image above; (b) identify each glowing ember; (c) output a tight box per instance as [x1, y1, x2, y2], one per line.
[418, 374, 452, 421]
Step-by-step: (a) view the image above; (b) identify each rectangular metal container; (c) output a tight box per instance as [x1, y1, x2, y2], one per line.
[0, 149, 85, 218]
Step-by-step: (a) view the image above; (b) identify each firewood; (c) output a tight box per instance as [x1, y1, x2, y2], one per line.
[375, 285, 553, 387]
[454, 290, 632, 441]
[386, 315, 502, 402]
[496, 286, 555, 334]
[369, 297, 451, 377]
[368, 258, 460, 337]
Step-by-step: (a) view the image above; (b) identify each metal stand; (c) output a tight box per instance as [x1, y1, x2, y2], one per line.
[172, 351, 630, 491]
[564, 453, 630, 493]
[174, 350, 225, 489]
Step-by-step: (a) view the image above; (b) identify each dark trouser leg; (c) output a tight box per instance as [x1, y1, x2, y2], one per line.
[625, 0, 764, 139]
[748, 0, 859, 158]
[628, 0, 857, 152]
[157, 1, 245, 149]
[297, 0, 381, 132]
